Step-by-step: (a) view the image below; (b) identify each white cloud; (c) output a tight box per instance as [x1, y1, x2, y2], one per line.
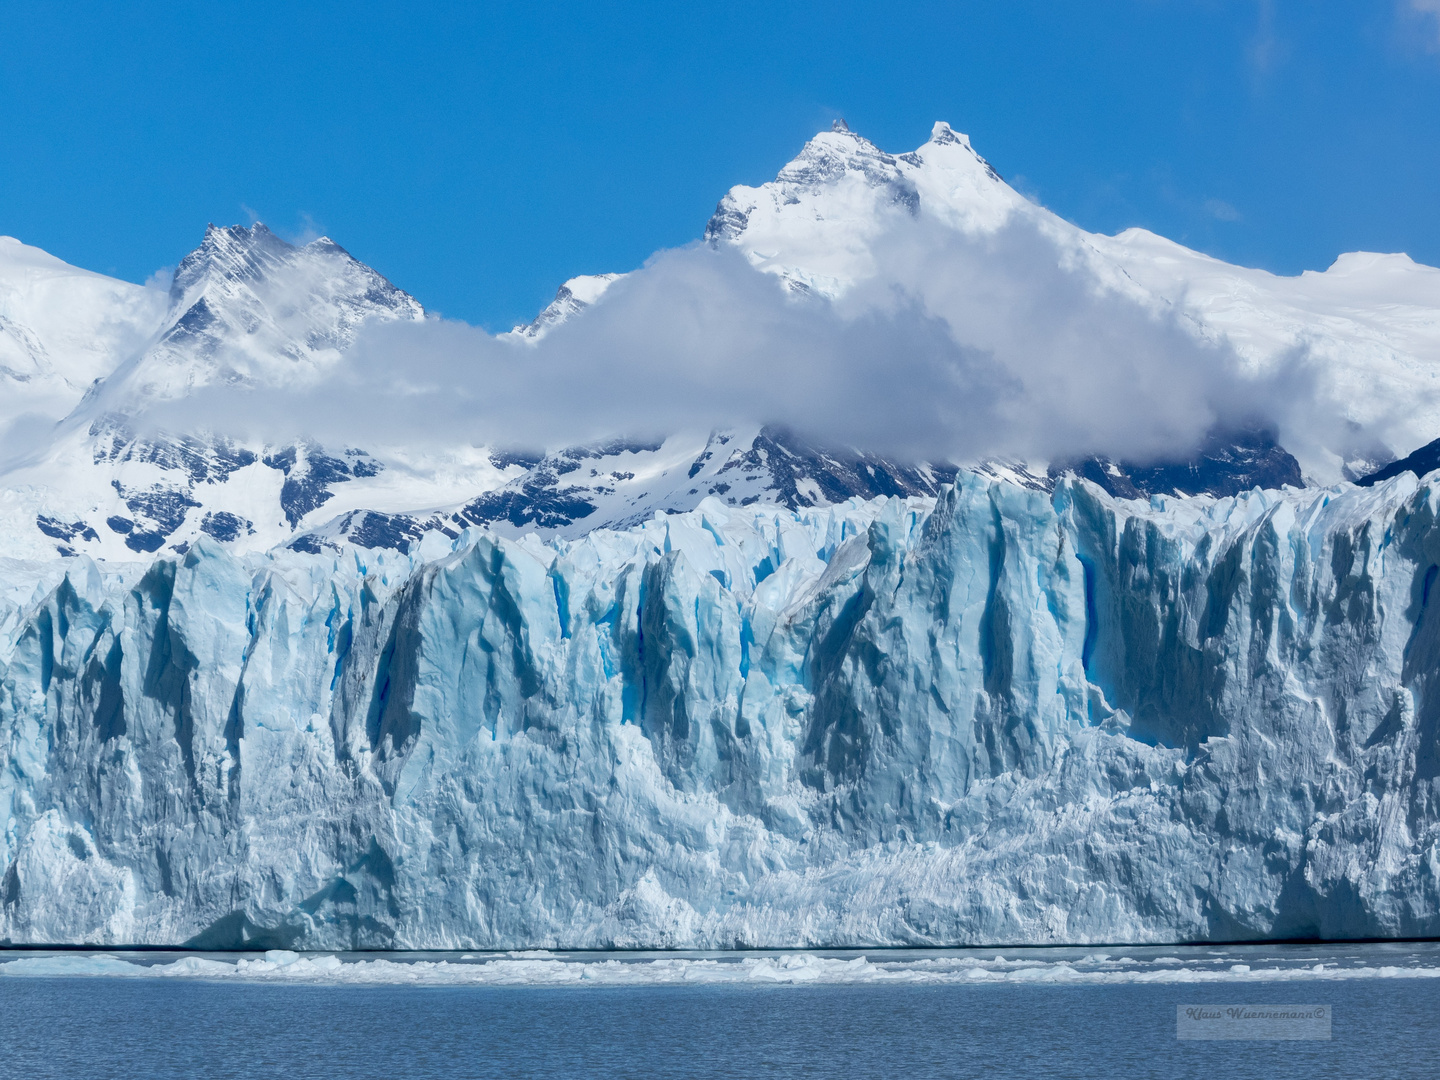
[1407, 0, 1440, 48]
[1247, 0, 1280, 76]
[135, 215, 1349, 472]
[1204, 198, 1242, 223]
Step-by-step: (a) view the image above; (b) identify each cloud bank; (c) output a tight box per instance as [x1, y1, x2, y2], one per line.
[140, 215, 1342, 469]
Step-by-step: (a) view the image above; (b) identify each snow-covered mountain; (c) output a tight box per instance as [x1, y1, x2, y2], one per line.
[707, 120, 1440, 481]
[0, 236, 165, 433]
[3, 122, 1437, 564]
[511, 272, 621, 340]
[0, 224, 432, 561]
[112, 222, 425, 403]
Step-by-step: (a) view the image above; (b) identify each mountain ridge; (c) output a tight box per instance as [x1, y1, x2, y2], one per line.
[0, 121, 1437, 562]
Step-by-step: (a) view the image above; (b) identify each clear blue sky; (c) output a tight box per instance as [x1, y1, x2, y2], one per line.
[3, 1, 1438, 329]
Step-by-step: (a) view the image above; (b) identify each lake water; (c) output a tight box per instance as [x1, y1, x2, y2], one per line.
[1, 943, 1438, 1078]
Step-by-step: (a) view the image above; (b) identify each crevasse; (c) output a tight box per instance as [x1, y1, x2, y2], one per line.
[2, 474, 1438, 948]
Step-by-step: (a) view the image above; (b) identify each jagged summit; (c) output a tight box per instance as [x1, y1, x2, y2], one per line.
[171, 222, 295, 302]
[511, 272, 621, 340]
[0, 223, 432, 560]
[169, 222, 421, 329]
[703, 120, 1025, 294]
[171, 224, 376, 297]
[99, 221, 425, 404]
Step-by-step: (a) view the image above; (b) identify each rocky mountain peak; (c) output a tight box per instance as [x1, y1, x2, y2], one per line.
[98, 223, 426, 404]
[170, 223, 295, 304]
[512, 273, 621, 340]
[703, 121, 1029, 293]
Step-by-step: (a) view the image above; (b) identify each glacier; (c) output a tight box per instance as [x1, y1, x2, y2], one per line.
[3, 118, 1440, 950]
[4, 469, 1439, 948]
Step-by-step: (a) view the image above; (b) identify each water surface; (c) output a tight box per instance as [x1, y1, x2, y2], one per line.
[1, 944, 1436, 1078]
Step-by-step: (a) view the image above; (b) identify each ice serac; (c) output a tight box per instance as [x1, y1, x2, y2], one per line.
[4, 472, 1440, 948]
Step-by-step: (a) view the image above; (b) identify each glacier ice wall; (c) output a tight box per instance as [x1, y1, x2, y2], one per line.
[2, 475, 1439, 948]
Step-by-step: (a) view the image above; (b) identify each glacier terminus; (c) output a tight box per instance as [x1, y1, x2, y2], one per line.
[4, 474, 1440, 948]
[2, 122, 1440, 948]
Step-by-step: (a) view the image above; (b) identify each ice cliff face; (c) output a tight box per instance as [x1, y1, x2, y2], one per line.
[4, 471, 1439, 948]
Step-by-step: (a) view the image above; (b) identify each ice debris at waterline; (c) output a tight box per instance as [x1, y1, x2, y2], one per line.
[4, 472, 1440, 949]
[4, 948, 1440, 986]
